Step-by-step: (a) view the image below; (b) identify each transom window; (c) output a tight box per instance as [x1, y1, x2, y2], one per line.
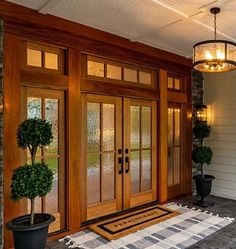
[85, 55, 156, 87]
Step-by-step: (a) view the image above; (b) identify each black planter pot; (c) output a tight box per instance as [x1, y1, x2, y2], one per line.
[6, 213, 55, 249]
[193, 174, 215, 207]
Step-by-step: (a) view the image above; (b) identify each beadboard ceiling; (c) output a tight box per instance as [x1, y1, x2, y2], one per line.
[6, 0, 236, 58]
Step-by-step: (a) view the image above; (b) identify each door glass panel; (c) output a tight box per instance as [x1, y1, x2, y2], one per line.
[168, 108, 173, 146]
[131, 151, 140, 194]
[174, 109, 180, 145]
[142, 150, 151, 191]
[139, 71, 151, 85]
[131, 106, 140, 149]
[168, 77, 174, 88]
[27, 49, 42, 67]
[87, 154, 100, 205]
[45, 52, 58, 70]
[87, 61, 104, 77]
[45, 99, 58, 156]
[174, 78, 180, 90]
[168, 147, 173, 186]
[45, 157, 59, 213]
[107, 64, 122, 80]
[27, 97, 42, 118]
[141, 107, 151, 148]
[103, 104, 114, 151]
[102, 153, 115, 201]
[174, 147, 180, 184]
[87, 103, 100, 152]
[124, 68, 137, 82]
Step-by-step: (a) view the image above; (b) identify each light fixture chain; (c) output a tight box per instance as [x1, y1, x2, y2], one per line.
[214, 12, 217, 40]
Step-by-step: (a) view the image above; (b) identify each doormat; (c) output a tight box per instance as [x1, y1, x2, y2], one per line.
[59, 203, 234, 248]
[89, 205, 179, 240]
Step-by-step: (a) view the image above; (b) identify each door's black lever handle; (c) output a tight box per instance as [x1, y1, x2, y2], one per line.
[118, 157, 123, 174]
[125, 156, 129, 173]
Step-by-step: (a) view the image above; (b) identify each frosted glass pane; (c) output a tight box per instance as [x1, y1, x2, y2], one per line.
[131, 151, 140, 194]
[174, 109, 181, 145]
[168, 77, 174, 88]
[27, 48, 42, 67]
[45, 99, 58, 156]
[45, 52, 58, 70]
[139, 71, 151, 85]
[102, 153, 115, 201]
[27, 97, 42, 118]
[174, 78, 180, 90]
[168, 108, 173, 146]
[131, 106, 140, 149]
[45, 158, 58, 213]
[87, 103, 100, 152]
[168, 147, 173, 186]
[174, 147, 180, 184]
[141, 107, 151, 148]
[107, 64, 121, 80]
[87, 154, 100, 205]
[87, 60, 104, 77]
[142, 150, 151, 191]
[124, 68, 137, 82]
[103, 104, 114, 151]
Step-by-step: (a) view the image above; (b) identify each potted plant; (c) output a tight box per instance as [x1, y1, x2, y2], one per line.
[192, 122, 214, 207]
[6, 118, 55, 249]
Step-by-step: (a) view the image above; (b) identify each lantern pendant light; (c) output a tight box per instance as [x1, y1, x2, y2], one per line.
[193, 7, 236, 73]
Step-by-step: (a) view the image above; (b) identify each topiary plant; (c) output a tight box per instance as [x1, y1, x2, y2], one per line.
[192, 122, 213, 178]
[10, 118, 54, 225]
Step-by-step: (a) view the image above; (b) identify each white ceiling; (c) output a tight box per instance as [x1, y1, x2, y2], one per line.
[6, 0, 236, 58]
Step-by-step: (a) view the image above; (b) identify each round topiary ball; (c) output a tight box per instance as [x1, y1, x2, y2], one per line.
[192, 146, 213, 165]
[10, 163, 53, 201]
[16, 118, 53, 150]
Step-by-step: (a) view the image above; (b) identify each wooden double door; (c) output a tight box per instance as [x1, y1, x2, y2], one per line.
[81, 94, 157, 221]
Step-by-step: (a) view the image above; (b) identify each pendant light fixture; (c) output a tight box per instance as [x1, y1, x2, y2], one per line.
[193, 7, 236, 73]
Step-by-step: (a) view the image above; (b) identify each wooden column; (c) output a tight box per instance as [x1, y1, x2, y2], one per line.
[159, 69, 168, 202]
[3, 33, 22, 249]
[67, 48, 81, 229]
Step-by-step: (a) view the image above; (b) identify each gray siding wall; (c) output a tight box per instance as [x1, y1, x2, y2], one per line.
[205, 71, 236, 200]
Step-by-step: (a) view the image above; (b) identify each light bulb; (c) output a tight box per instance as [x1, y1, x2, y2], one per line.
[216, 49, 225, 60]
[205, 51, 213, 59]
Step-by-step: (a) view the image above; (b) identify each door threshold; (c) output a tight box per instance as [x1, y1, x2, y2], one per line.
[81, 200, 159, 227]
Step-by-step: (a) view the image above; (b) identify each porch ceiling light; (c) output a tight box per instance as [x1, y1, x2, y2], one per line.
[193, 7, 236, 73]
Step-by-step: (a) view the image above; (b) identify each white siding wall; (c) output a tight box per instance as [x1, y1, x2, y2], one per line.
[204, 71, 236, 200]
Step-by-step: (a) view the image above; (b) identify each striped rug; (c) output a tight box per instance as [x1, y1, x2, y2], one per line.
[60, 203, 234, 249]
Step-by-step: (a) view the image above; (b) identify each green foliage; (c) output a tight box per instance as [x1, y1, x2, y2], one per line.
[17, 118, 53, 150]
[193, 122, 211, 139]
[192, 146, 213, 165]
[11, 163, 53, 200]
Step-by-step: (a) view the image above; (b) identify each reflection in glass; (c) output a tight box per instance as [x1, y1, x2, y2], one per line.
[87, 103, 100, 152]
[27, 49, 42, 67]
[107, 64, 122, 80]
[131, 106, 140, 149]
[27, 97, 42, 119]
[175, 109, 180, 145]
[87, 61, 104, 77]
[174, 147, 180, 184]
[103, 104, 114, 151]
[168, 108, 173, 146]
[131, 151, 140, 194]
[141, 107, 151, 148]
[45, 99, 58, 156]
[87, 154, 100, 205]
[28, 197, 42, 213]
[102, 153, 115, 201]
[168, 147, 173, 186]
[45, 52, 58, 70]
[142, 150, 151, 191]
[45, 158, 58, 213]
